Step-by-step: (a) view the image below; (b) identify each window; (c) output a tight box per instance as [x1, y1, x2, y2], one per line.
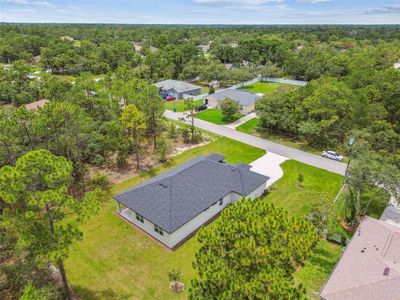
[219, 199, 223, 206]
[154, 225, 164, 236]
[135, 213, 144, 223]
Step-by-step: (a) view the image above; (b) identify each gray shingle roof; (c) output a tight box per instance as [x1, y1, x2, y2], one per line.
[206, 89, 260, 106]
[154, 80, 201, 94]
[114, 154, 269, 233]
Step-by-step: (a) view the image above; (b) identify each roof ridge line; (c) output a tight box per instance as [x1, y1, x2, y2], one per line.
[322, 273, 400, 298]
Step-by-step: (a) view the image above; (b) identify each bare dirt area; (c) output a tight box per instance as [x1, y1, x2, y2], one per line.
[89, 139, 210, 185]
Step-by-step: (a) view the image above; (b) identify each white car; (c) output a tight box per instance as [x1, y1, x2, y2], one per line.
[322, 150, 343, 162]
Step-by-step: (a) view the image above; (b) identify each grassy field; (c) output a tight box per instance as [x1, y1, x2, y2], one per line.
[266, 160, 343, 216]
[65, 137, 265, 300]
[165, 99, 203, 112]
[236, 118, 345, 159]
[196, 109, 242, 125]
[265, 160, 343, 299]
[296, 240, 342, 299]
[65, 138, 344, 300]
[241, 81, 296, 94]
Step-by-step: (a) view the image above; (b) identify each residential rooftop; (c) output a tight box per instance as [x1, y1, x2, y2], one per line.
[320, 216, 400, 300]
[207, 89, 260, 106]
[114, 154, 269, 233]
[154, 79, 200, 94]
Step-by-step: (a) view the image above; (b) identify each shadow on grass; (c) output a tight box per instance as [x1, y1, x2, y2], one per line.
[74, 286, 132, 300]
[307, 243, 340, 274]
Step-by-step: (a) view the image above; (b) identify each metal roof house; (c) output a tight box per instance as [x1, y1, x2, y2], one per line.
[114, 154, 269, 249]
[205, 89, 261, 115]
[154, 79, 201, 99]
[320, 216, 400, 300]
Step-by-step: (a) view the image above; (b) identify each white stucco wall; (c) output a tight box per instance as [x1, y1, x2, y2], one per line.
[240, 103, 255, 115]
[118, 207, 172, 247]
[117, 181, 267, 249]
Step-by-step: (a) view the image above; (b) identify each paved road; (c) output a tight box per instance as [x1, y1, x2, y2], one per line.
[165, 110, 347, 175]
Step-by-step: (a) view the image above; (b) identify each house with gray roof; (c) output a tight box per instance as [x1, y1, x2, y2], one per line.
[154, 79, 201, 99]
[114, 153, 269, 249]
[320, 216, 400, 300]
[205, 89, 261, 115]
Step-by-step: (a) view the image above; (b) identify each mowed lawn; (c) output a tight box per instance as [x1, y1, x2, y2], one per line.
[236, 118, 332, 158]
[196, 108, 242, 125]
[241, 81, 294, 94]
[65, 137, 266, 300]
[264, 160, 344, 298]
[65, 139, 344, 300]
[165, 99, 203, 112]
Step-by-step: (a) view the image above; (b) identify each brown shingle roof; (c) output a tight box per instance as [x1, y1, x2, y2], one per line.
[320, 216, 400, 300]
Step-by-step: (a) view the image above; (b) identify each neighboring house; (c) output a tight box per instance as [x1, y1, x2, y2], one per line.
[224, 63, 233, 70]
[198, 43, 211, 53]
[154, 79, 201, 99]
[132, 42, 143, 53]
[114, 153, 269, 249]
[205, 89, 261, 115]
[25, 99, 49, 111]
[60, 35, 74, 41]
[320, 216, 400, 300]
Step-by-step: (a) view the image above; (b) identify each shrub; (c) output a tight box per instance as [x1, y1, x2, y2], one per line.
[90, 173, 110, 190]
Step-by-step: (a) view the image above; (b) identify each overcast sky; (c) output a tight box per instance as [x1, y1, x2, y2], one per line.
[1, 0, 399, 24]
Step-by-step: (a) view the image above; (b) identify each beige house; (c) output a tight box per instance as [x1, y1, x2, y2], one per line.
[320, 216, 400, 300]
[205, 89, 260, 115]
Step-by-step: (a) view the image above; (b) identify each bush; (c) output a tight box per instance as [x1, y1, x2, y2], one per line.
[90, 173, 110, 190]
[168, 122, 177, 139]
[156, 136, 171, 162]
[220, 97, 239, 120]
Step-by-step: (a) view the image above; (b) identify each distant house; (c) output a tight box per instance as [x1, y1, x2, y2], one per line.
[60, 36, 74, 41]
[154, 79, 201, 99]
[25, 99, 49, 111]
[205, 89, 261, 115]
[198, 43, 211, 53]
[114, 154, 269, 249]
[132, 42, 143, 53]
[320, 216, 400, 300]
[224, 63, 234, 70]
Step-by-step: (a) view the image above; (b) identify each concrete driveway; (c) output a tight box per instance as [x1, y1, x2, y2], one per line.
[250, 153, 288, 187]
[224, 112, 257, 129]
[164, 110, 346, 175]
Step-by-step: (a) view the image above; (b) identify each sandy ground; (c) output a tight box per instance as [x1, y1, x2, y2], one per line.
[90, 140, 210, 185]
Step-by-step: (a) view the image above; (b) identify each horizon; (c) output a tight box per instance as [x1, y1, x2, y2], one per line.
[1, 0, 400, 24]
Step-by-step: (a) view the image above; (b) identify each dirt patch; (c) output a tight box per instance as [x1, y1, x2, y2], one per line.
[89, 139, 210, 185]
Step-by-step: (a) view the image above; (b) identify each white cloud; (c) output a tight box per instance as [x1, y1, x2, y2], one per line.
[2, 0, 56, 8]
[194, 0, 284, 6]
[298, 0, 332, 3]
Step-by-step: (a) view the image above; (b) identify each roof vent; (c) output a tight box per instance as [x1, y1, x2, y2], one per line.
[383, 267, 390, 276]
[159, 182, 168, 188]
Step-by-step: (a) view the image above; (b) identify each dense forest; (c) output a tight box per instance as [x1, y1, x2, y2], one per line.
[0, 24, 400, 299]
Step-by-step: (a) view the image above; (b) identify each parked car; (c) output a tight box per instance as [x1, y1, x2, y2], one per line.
[196, 104, 207, 111]
[166, 95, 176, 101]
[322, 150, 344, 161]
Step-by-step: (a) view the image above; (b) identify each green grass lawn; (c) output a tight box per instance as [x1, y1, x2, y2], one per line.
[242, 81, 295, 95]
[266, 160, 343, 216]
[65, 137, 265, 300]
[66, 139, 344, 300]
[236, 118, 349, 161]
[264, 160, 344, 298]
[165, 99, 203, 112]
[196, 109, 242, 125]
[296, 240, 342, 299]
